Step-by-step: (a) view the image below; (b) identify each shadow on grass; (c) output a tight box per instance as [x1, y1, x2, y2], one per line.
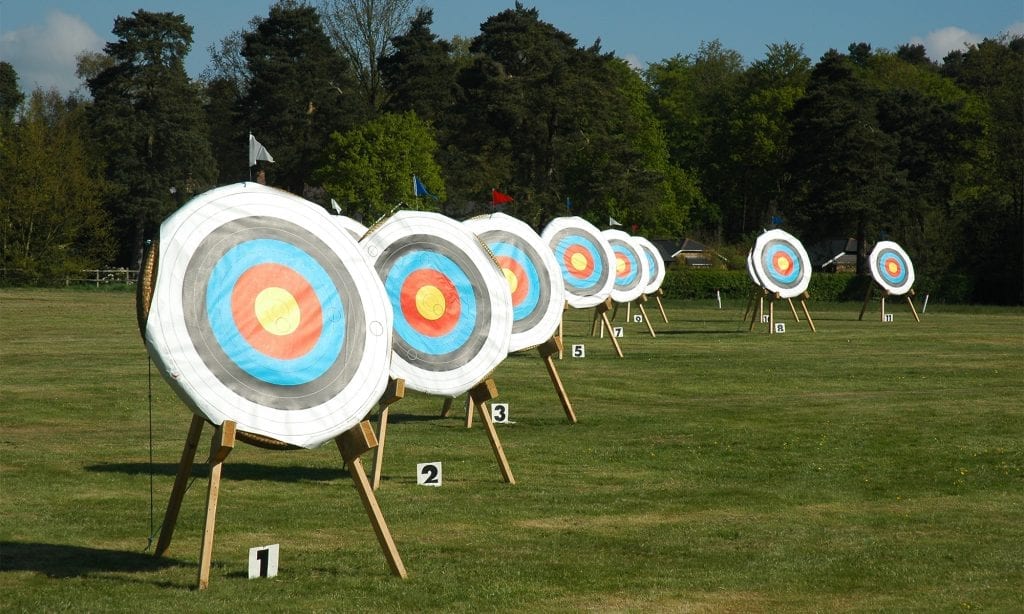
[85, 462, 349, 482]
[0, 541, 183, 578]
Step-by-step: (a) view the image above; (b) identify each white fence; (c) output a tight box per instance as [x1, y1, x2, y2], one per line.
[66, 269, 139, 287]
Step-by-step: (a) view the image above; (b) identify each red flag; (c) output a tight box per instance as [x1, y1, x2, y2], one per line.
[491, 188, 514, 205]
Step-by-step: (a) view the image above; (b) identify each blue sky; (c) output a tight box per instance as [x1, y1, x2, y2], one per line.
[2, 1, 1022, 94]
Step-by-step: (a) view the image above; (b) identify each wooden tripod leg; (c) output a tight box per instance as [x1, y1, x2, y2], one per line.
[558, 302, 567, 359]
[859, 283, 874, 320]
[155, 414, 205, 558]
[800, 296, 817, 333]
[749, 293, 761, 331]
[538, 337, 577, 423]
[198, 421, 236, 591]
[610, 301, 620, 322]
[787, 298, 801, 322]
[595, 298, 623, 357]
[742, 289, 755, 321]
[336, 422, 407, 579]
[880, 295, 887, 322]
[769, 297, 776, 334]
[439, 397, 453, 417]
[906, 292, 921, 322]
[465, 395, 476, 429]
[656, 289, 668, 323]
[468, 379, 515, 484]
[637, 299, 656, 337]
[370, 378, 404, 491]
[590, 306, 601, 336]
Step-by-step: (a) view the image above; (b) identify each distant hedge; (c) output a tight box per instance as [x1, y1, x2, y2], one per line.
[661, 268, 870, 302]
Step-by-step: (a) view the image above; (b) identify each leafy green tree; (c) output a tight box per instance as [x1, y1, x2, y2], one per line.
[784, 48, 904, 273]
[316, 111, 444, 222]
[241, 0, 364, 194]
[0, 62, 24, 131]
[0, 90, 112, 283]
[380, 8, 458, 123]
[86, 10, 217, 267]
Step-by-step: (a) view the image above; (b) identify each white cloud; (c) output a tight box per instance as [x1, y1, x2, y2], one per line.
[910, 26, 983, 61]
[1, 10, 105, 95]
[623, 53, 646, 71]
[1006, 21, 1024, 37]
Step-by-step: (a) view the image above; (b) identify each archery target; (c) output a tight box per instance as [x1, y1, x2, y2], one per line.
[464, 213, 565, 352]
[869, 240, 915, 295]
[541, 216, 616, 309]
[602, 229, 649, 303]
[361, 211, 512, 397]
[746, 249, 763, 287]
[632, 236, 666, 295]
[332, 215, 368, 241]
[751, 229, 811, 298]
[143, 182, 393, 449]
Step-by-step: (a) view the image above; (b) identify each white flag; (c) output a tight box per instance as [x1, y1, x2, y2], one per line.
[331, 198, 342, 214]
[248, 133, 275, 167]
[609, 216, 622, 227]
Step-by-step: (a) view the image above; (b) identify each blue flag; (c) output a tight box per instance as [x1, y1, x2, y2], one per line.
[413, 175, 438, 200]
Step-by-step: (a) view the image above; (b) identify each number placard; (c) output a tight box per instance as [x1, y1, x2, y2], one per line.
[761, 314, 770, 323]
[248, 544, 279, 579]
[884, 313, 894, 322]
[774, 322, 786, 334]
[417, 462, 442, 487]
[633, 314, 643, 323]
[571, 344, 586, 358]
[491, 402, 510, 424]
[613, 326, 624, 338]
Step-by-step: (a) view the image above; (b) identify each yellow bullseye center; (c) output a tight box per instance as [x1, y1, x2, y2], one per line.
[616, 254, 627, 275]
[502, 268, 519, 293]
[570, 252, 588, 272]
[886, 260, 900, 275]
[774, 254, 792, 273]
[415, 285, 446, 320]
[254, 287, 301, 336]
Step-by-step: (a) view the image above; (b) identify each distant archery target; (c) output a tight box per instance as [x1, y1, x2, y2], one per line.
[632, 236, 666, 295]
[746, 248, 763, 287]
[362, 211, 512, 397]
[143, 183, 393, 449]
[602, 229, 649, 303]
[464, 213, 565, 352]
[869, 240, 915, 295]
[332, 215, 368, 241]
[751, 229, 811, 298]
[541, 216, 616, 309]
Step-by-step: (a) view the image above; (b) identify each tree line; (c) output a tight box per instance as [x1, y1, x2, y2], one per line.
[0, 1, 1020, 303]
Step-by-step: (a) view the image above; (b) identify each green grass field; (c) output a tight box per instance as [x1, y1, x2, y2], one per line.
[1, 288, 1021, 612]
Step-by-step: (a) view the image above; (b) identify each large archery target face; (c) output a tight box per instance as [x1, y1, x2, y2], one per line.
[602, 229, 649, 303]
[633, 236, 666, 294]
[144, 183, 393, 449]
[362, 211, 512, 396]
[869, 240, 915, 295]
[464, 213, 566, 352]
[751, 229, 811, 298]
[541, 217, 616, 309]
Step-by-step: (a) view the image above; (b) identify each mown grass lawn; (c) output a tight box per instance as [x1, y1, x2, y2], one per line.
[1, 288, 1021, 612]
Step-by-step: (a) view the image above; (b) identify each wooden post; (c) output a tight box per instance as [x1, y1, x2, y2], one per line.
[464, 395, 475, 429]
[595, 298, 623, 357]
[370, 378, 405, 491]
[155, 414, 205, 558]
[197, 420, 236, 590]
[787, 298, 801, 322]
[636, 295, 656, 337]
[800, 293, 817, 333]
[439, 396, 454, 417]
[880, 294, 887, 322]
[768, 295, 776, 334]
[906, 292, 921, 322]
[468, 379, 515, 484]
[537, 337, 577, 423]
[655, 288, 668, 323]
[336, 422, 407, 579]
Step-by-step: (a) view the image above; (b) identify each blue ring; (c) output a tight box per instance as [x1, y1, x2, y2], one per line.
[205, 239, 346, 386]
[554, 235, 604, 290]
[612, 243, 642, 287]
[877, 249, 908, 285]
[762, 244, 801, 285]
[490, 241, 542, 322]
[385, 250, 476, 356]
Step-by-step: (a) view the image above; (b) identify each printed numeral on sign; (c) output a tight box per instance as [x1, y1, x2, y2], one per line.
[613, 326, 624, 338]
[762, 314, 770, 323]
[248, 544, 279, 579]
[571, 344, 585, 358]
[633, 314, 643, 323]
[884, 313, 894, 322]
[417, 462, 442, 486]
[774, 322, 786, 333]
[491, 403, 510, 423]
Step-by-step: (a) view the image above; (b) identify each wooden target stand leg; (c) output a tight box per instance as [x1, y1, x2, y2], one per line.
[655, 288, 669, 323]
[468, 379, 515, 484]
[589, 298, 624, 357]
[859, 282, 920, 323]
[156, 416, 406, 589]
[799, 292, 817, 332]
[370, 378, 406, 491]
[749, 291, 766, 331]
[635, 295, 657, 337]
[537, 336, 577, 423]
